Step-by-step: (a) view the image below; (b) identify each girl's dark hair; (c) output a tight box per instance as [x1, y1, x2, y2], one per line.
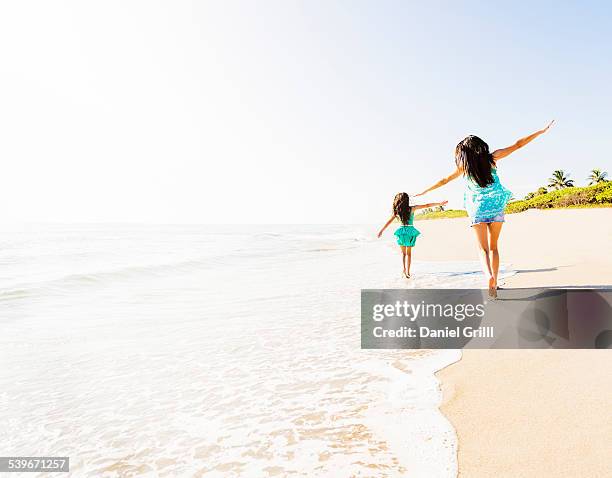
[393, 192, 412, 225]
[455, 135, 495, 188]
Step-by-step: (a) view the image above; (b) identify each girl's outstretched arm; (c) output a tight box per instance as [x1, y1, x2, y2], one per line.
[492, 120, 555, 161]
[377, 215, 395, 238]
[414, 169, 462, 197]
[412, 200, 449, 210]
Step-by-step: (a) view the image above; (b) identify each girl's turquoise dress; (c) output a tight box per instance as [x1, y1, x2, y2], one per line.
[394, 211, 420, 246]
[464, 168, 512, 225]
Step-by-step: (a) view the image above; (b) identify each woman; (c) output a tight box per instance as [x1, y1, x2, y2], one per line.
[414, 120, 554, 297]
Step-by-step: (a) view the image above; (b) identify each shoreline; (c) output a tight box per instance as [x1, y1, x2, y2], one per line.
[416, 208, 612, 477]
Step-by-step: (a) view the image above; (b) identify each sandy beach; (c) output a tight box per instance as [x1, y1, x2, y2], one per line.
[416, 208, 612, 477]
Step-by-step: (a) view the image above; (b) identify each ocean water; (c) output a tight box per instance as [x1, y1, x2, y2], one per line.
[0, 224, 510, 477]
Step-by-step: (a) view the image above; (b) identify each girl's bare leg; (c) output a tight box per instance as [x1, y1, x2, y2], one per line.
[472, 223, 493, 291]
[404, 247, 412, 277]
[487, 222, 503, 289]
[400, 246, 408, 277]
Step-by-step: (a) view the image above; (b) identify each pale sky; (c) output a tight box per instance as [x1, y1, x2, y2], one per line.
[1, 1, 611, 224]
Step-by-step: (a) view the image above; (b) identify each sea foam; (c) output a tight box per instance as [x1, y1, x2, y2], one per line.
[0, 224, 510, 476]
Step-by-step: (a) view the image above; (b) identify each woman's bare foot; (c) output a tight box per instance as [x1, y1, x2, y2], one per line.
[403, 271, 410, 279]
[488, 276, 497, 299]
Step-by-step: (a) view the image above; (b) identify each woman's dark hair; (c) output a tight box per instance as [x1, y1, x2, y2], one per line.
[455, 135, 495, 188]
[393, 192, 412, 225]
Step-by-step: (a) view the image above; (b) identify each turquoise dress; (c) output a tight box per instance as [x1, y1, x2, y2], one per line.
[394, 212, 420, 246]
[464, 168, 512, 225]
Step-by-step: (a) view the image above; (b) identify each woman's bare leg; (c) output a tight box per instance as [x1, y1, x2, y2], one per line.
[487, 222, 503, 289]
[400, 246, 408, 277]
[472, 223, 493, 289]
[405, 247, 412, 277]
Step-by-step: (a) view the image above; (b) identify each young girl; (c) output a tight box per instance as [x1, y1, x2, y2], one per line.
[377, 193, 448, 278]
[414, 120, 554, 296]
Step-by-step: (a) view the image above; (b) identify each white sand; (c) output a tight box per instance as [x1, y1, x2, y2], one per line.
[416, 208, 612, 477]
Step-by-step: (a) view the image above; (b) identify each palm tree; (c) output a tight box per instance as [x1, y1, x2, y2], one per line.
[587, 168, 608, 185]
[548, 170, 574, 190]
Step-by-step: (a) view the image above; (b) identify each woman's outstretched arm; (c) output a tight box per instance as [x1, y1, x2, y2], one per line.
[414, 168, 462, 197]
[377, 215, 395, 238]
[412, 200, 448, 210]
[492, 120, 555, 161]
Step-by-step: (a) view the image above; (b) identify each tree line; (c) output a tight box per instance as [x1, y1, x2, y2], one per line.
[524, 168, 608, 200]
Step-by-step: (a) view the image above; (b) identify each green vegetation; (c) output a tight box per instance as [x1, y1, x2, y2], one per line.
[415, 168, 611, 220]
[415, 209, 467, 220]
[588, 168, 609, 185]
[506, 180, 612, 213]
[548, 169, 574, 189]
